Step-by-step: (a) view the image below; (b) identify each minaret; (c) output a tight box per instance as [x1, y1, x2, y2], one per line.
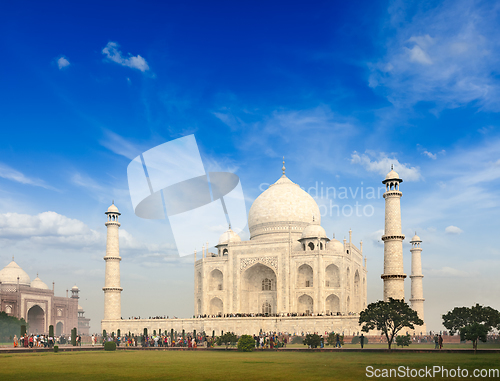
[381, 166, 406, 301]
[103, 202, 122, 320]
[410, 234, 426, 334]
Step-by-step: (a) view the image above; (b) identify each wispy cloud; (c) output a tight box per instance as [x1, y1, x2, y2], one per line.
[427, 266, 472, 277]
[102, 42, 150, 72]
[0, 162, 56, 190]
[445, 225, 463, 234]
[57, 56, 70, 69]
[99, 130, 144, 159]
[370, 0, 500, 111]
[350, 151, 423, 181]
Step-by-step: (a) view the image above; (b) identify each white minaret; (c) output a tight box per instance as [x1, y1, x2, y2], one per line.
[381, 166, 406, 301]
[103, 202, 122, 320]
[410, 233, 427, 334]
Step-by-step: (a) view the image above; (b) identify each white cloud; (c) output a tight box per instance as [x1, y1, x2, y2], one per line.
[370, 0, 500, 111]
[99, 130, 143, 159]
[57, 56, 70, 69]
[350, 151, 423, 181]
[427, 266, 471, 277]
[102, 42, 150, 72]
[0, 212, 102, 248]
[423, 151, 437, 160]
[0, 162, 55, 190]
[406, 44, 433, 65]
[445, 225, 463, 234]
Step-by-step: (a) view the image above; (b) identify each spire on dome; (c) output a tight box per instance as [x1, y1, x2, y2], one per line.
[282, 157, 286, 175]
[391, 164, 394, 170]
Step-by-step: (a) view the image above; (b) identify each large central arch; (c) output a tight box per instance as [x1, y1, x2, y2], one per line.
[241, 263, 277, 314]
[28, 305, 45, 334]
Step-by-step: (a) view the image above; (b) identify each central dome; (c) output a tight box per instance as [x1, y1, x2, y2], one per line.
[248, 174, 320, 240]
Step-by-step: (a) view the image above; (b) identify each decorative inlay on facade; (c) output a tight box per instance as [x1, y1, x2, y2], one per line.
[240, 256, 278, 273]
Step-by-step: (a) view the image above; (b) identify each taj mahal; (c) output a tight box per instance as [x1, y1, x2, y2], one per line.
[101, 163, 427, 336]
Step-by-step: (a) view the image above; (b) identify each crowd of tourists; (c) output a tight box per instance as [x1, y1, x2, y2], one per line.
[194, 311, 358, 319]
[12, 333, 82, 348]
[13, 334, 55, 348]
[125, 312, 359, 320]
[128, 316, 178, 320]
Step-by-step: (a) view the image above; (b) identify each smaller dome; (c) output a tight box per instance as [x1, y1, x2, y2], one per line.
[72, 285, 79, 291]
[78, 305, 84, 311]
[217, 228, 241, 245]
[385, 169, 400, 180]
[411, 234, 421, 242]
[329, 238, 344, 252]
[106, 202, 120, 214]
[0, 261, 31, 286]
[300, 224, 328, 240]
[31, 276, 49, 290]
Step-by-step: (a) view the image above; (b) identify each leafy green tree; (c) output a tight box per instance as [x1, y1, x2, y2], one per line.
[326, 333, 336, 346]
[303, 333, 321, 348]
[442, 304, 500, 352]
[396, 334, 411, 348]
[359, 298, 423, 350]
[0, 312, 27, 341]
[218, 332, 238, 349]
[237, 335, 255, 352]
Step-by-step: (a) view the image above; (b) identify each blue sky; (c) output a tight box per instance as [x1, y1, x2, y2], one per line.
[1, 0, 500, 333]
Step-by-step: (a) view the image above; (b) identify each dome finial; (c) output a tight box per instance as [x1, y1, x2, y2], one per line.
[391, 164, 394, 170]
[282, 157, 286, 175]
[12, 255, 14, 261]
[112, 200, 114, 205]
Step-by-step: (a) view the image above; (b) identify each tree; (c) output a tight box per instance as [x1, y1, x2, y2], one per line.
[217, 332, 238, 349]
[359, 298, 423, 350]
[237, 335, 255, 352]
[0, 312, 27, 342]
[396, 334, 411, 348]
[442, 304, 500, 352]
[303, 333, 321, 348]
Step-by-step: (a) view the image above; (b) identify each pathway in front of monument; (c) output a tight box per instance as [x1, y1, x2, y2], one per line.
[1, 345, 499, 354]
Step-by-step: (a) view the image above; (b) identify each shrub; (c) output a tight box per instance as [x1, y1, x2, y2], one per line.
[237, 335, 255, 352]
[396, 334, 411, 348]
[53, 345, 59, 353]
[104, 341, 117, 351]
[303, 334, 321, 348]
[351, 336, 368, 345]
[291, 336, 304, 344]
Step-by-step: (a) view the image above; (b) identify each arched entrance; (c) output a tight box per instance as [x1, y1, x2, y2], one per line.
[28, 305, 45, 334]
[241, 263, 277, 314]
[325, 264, 340, 287]
[326, 294, 340, 314]
[298, 294, 313, 314]
[56, 322, 63, 336]
[209, 297, 223, 315]
[209, 269, 223, 291]
[297, 264, 313, 287]
[354, 270, 360, 312]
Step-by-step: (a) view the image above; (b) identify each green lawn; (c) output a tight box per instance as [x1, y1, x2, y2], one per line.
[0, 350, 499, 380]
